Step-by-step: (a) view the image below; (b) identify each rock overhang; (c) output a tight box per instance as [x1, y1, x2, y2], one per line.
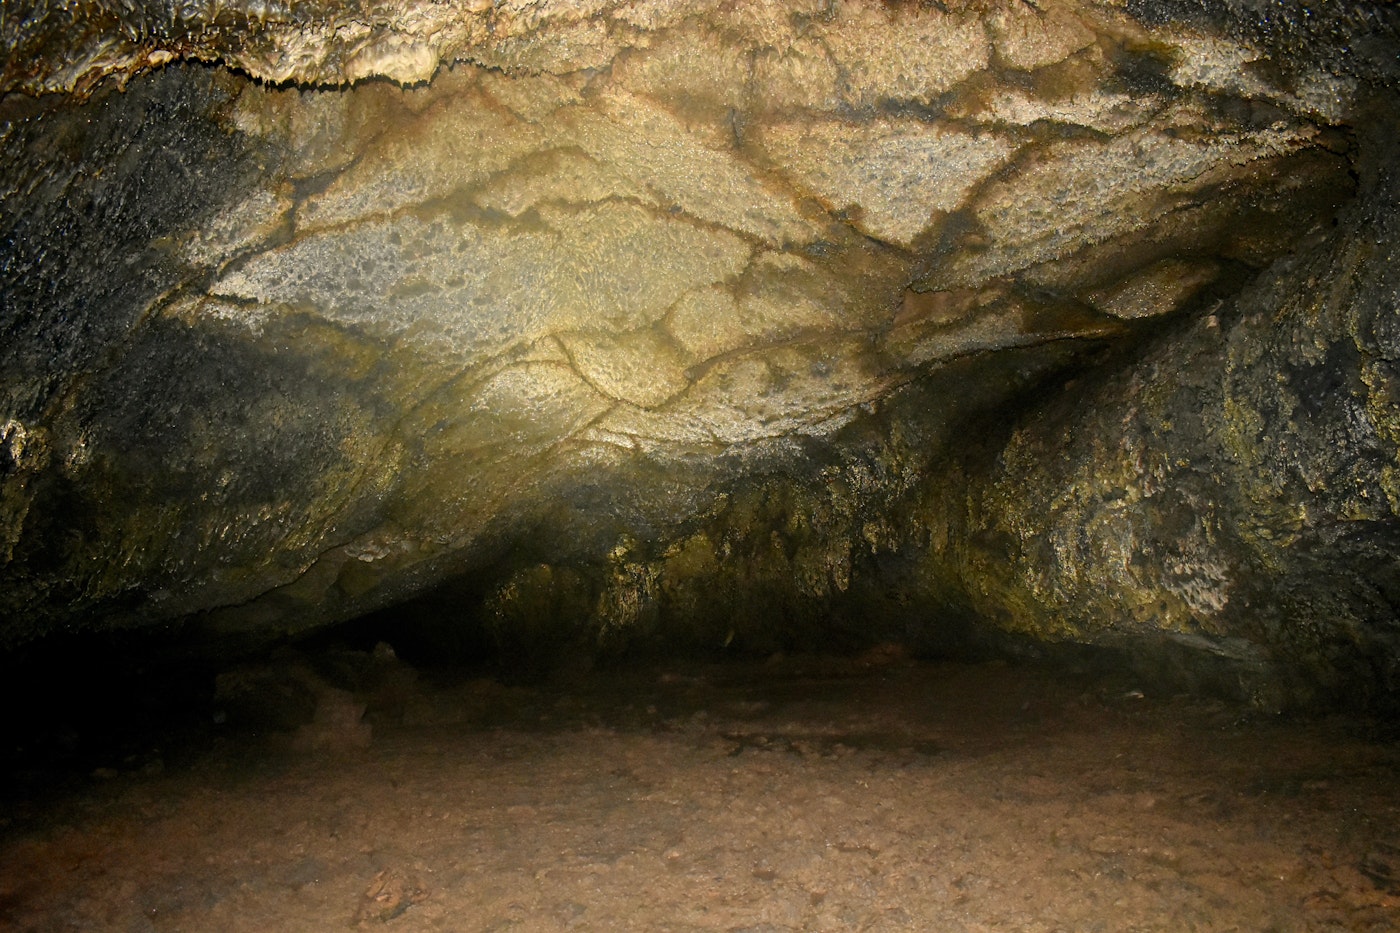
[0, 0, 1397, 709]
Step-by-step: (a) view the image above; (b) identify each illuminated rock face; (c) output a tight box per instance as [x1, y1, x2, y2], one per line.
[1, 0, 1397, 706]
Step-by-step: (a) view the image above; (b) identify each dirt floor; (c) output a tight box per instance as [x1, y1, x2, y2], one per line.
[2, 647, 1398, 932]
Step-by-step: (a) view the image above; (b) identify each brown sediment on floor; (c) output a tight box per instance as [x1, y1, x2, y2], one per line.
[1, 655, 1397, 931]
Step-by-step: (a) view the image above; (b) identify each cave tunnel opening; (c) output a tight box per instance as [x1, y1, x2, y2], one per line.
[4, 0, 1400, 928]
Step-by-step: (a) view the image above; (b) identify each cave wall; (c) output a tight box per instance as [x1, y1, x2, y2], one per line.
[955, 115, 1400, 707]
[1, 0, 1397, 707]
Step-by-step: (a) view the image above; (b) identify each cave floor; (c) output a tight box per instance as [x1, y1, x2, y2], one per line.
[2, 653, 1398, 932]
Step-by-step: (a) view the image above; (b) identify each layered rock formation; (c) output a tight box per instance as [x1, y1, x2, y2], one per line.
[1, 0, 1396, 706]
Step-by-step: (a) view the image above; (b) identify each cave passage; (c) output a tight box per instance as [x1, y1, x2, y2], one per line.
[3, 0, 1400, 927]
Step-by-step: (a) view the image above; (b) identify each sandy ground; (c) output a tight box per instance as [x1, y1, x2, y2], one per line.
[2, 650, 1398, 932]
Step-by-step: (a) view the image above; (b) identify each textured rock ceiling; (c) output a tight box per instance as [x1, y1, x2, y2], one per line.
[1, 0, 1398, 707]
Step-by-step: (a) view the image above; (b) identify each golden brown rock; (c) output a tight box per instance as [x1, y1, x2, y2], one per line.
[0, 0, 1396, 707]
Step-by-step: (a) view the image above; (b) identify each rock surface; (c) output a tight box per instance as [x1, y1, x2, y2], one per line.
[1, 0, 1397, 707]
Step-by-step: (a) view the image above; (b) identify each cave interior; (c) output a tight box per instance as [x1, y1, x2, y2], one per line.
[2, 0, 1400, 928]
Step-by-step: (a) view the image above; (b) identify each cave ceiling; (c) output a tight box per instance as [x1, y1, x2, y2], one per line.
[1, 0, 1398, 707]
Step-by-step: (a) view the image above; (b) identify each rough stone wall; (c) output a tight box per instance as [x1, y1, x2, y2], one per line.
[0, 0, 1396, 706]
[951, 111, 1400, 707]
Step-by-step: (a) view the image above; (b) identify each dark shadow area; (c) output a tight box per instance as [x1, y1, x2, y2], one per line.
[6, 579, 1397, 830]
[0, 627, 222, 811]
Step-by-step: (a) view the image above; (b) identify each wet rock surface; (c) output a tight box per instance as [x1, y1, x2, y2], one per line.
[0, 0, 1398, 708]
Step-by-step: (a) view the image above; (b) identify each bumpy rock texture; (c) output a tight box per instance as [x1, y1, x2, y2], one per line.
[1, 0, 1397, 707]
